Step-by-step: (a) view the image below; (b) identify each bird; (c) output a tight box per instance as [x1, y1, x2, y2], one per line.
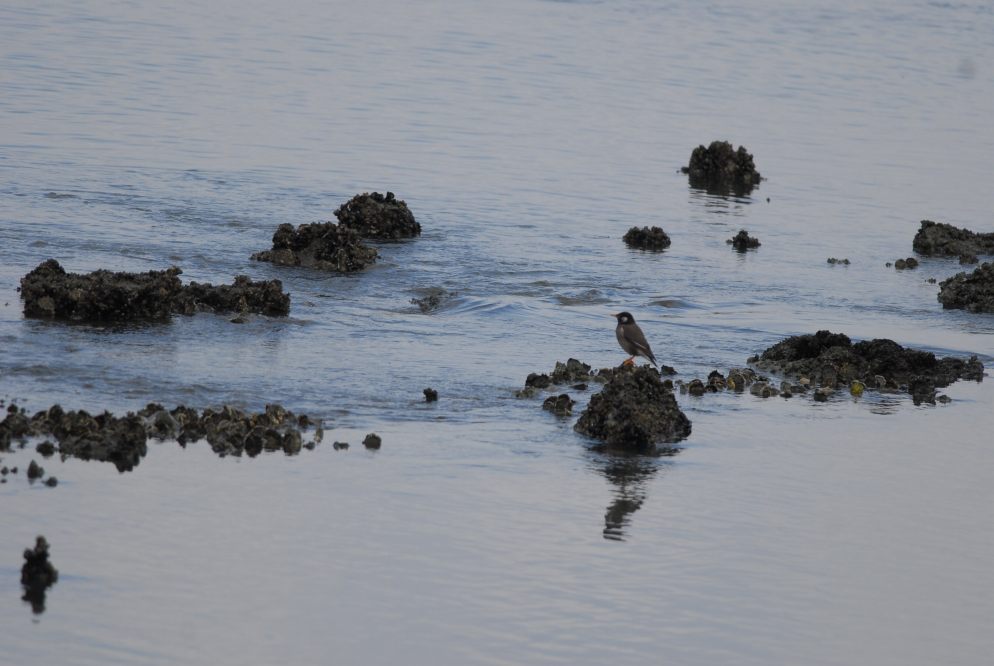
[614, 311, 658, 367]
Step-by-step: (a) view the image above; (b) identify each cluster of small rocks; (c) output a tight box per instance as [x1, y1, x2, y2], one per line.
[827, 257, 850, 265]
[892, 257, 919, 270]
[0, 402, 322, 472]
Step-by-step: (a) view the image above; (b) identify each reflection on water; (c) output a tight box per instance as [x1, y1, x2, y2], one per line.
[590, 449, 673, 542]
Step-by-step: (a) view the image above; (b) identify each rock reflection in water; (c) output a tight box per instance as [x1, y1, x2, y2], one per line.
[591, 449, 676, 542]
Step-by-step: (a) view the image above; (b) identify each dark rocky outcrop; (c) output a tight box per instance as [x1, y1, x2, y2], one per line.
[574, 365, 691, 454]
[334, 191, 420, 240]
[753, 330, 984, 398]
[252, 221, 378, 272]
[423, 388, 438, 402]
[938, 262, 994, 313]
[681, 141, 762, 195]
[912, 220, 994, 257]
[19, 259, 289, 322]
[21, 536, 58, 614]
[623, 226, 671, 251]
[727, 229, 760, 251]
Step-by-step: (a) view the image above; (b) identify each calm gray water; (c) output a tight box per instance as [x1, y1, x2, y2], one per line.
[3, 0, 994, 663]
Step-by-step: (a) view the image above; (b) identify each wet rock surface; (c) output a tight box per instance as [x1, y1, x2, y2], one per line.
[252, 221, 378, 272]
[0, 402, 320, 471]
[334, 191, 421, 240]
[681, 140, 762, 195]
[21, 536, 58, 614]
[727, 229, 761, 251]
[753, 330, 984, 398]
[19, 259, 289, 322]
[623, 226, 671, 251]
[894, 257, 919, 270]
[937, 262, 994, 313]
[912, 220, 994, 257]
[574, 365, 691, 453]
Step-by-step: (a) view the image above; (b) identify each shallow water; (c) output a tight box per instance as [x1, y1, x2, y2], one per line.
[2, 0, 994, 664]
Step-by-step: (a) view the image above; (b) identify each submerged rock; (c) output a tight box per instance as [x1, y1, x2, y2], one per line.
[19, 259, 289, 322]
[753, 330, 983, 397]
[252, 222, 378, 272]
[727, 229, 761, 251]
[912, 220, 994, 257]
[894, 257, 919, 270]
[574, 365, 691, 453]
[542, 394, 576, 415]
[334, 191, 420, 240]
[21, 536, 58, 615]
[423, 388, 439, 402]
[411, 287, 455, 313]
[827, 257, 851, 265]
[937, 262, 994, 313]
[623, 226, 671, 251]
[681, 140, 762, 195]
[363, 433, 382, 450]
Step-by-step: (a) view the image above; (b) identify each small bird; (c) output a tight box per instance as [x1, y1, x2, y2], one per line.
[614, 311, 658, 367]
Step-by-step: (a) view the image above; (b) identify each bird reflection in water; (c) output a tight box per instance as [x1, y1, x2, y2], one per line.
[591, 445, 679, 541]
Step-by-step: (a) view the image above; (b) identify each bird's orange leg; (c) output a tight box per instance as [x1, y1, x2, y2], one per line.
[622, 357, 635, 366]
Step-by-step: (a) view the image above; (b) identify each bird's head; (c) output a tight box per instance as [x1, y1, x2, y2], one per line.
[613, 311, 634, 324]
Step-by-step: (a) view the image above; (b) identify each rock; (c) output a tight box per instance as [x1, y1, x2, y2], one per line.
[525, 373, 552, 389]
[894, 257, 918, 270]
[45, 476, 58, 487]
[542, 394, 576, 415]
[753, 330, 984, 398]
[813, 388, 832, 402]
[727, 229, 761, 251]
[707, 370, 727, 391]
[334, 191, 420, 240]
[19, 259, 289, 322]
[912, 220, 994, 257]
[550, 358, 594, 384]
[850, 380, 865, 397]
[252, 222, 378, 272]
[363, 433, 382, 449]
[681, 141, 762, 195]
[749, 381, 778, 398]
[21, 536, 58, 614]
[574, 365, 691, 453]
[26, 460, 44, 481]
[423, 388, 438, 402]
[908, 376, 937, 405]
[827, 257, 850, 265]
[411, 287, 454, 313]
[623, 226, 671, 251]
[687, 379, 706, 396]
[333, 441, 349, 450]
[960, 254, 979, 265]
[36, 441, 56, 457]
[938, 262, 994, 313]
[176, 275, 290, 317]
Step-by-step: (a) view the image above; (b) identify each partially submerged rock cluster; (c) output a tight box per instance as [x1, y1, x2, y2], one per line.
[752, 330, 983, 404]
[913, 220, 994, 259]
[682, 140, 762, 195]
[253, 191, 419, 273]
[938, 262, 994, 313]
[728, 229, 761, 251]
[19, 259, 289, 322]
[518, 360, 691, 453]
[623, 226, 671, 251]
[574, 365, 691, 454]
[0, 402, 320, 472]
[893, 257, 919, 270]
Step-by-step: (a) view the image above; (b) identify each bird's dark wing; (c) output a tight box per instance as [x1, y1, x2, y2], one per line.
[624, 324, 658, 366]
